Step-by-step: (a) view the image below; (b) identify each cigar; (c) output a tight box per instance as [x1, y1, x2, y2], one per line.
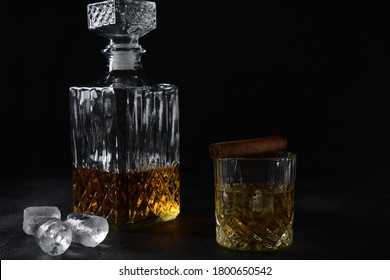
[209, 136, 288, 159]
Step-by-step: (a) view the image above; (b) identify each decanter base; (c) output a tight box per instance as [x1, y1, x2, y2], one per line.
[109, 215, 179, 231]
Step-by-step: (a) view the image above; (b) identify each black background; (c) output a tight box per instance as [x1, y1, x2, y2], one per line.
[1, 1, 388, 180]
[0, 0, 389, 260]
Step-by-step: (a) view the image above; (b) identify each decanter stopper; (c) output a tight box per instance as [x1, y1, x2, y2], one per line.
[87, 0, 156, 40]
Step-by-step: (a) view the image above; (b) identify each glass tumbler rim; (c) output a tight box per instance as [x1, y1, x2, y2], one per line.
[214, 151, 296, 162]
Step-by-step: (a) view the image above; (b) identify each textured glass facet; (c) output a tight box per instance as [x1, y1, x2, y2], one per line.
[87, 0, 116, 30]
[88, 0, 157, 38]
[70, 85, 179, 172]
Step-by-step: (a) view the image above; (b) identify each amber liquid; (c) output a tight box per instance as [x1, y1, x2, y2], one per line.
[215, 182, 294, 251]
[72, 166, 180, 229]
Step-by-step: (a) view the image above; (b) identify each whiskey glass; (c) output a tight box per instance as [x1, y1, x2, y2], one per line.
[214, 152, 296, 251]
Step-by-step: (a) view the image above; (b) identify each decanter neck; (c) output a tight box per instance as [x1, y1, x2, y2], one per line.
[102, 37, 145, 72]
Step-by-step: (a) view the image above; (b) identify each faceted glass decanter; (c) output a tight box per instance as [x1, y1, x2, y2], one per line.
[69, 0, 180, 230]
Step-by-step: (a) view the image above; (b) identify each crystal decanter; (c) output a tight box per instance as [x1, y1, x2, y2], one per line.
[69, 0, 180, 230]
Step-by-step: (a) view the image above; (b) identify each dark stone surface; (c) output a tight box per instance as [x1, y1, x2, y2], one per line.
[1, 168, 389, 260]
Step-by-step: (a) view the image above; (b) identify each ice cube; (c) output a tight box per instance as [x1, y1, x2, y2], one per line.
[23, 206, 61, 235]
[65, 212, 109, 247]
[34, 218, 72, 256]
